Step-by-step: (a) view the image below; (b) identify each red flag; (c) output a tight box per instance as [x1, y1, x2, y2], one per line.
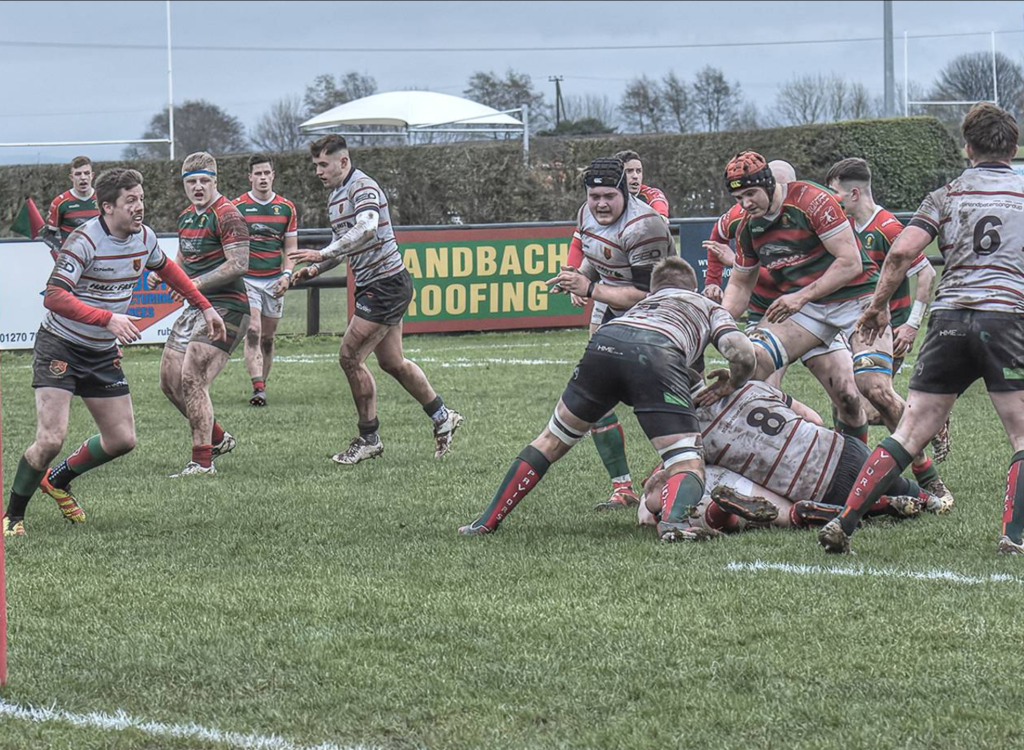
[10, 197, 45, 239]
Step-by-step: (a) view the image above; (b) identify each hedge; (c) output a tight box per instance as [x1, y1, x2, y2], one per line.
[0, 117, 962, 237]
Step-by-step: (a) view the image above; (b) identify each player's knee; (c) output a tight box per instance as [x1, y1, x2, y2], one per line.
[378, 357, 406, 378]
[339, 351, 361, 374]
[860, 378, 901, 417]
[34, 435, 64, 462]
[159, 372, 177, 398]
[109, 432, 137, 456]
[245, 328, 261, 348]
[260, 335, 274, 354]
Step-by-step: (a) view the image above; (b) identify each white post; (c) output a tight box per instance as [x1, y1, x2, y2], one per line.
[522, 103, 530, 166]
[166, 0, 175, 160]
[903, 30, 909, 116]
[991, 31, 999, 106]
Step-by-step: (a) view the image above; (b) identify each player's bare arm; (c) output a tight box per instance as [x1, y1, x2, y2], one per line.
[721, 263, 758, 319]
[893, 257, 936, 357]
[275, 235, 299, 296]
[859, 225, 932, 344]
[695, 329, 755, 406]
[702, 240, 735, 268]
[764, 224, 861, 323]
[192, 239, 248, 293]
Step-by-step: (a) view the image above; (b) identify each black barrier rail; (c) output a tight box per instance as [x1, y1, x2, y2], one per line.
[288, 215, 943, 335]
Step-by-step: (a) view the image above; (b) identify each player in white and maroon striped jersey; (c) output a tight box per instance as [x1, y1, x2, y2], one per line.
[819, 103, 1024, 556]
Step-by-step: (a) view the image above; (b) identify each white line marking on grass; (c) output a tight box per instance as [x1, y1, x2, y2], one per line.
[269, 354, 574, 367]
[725, 560, 1024, 586]
[0, 700, 375, 750]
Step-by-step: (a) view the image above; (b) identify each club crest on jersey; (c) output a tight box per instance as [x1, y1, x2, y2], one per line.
[133, 258, 142, 272]
[273, 205, 281, 215]
[49, 359, 68, 377]
[865, 235, 875, 249]
[603, 246, 613, 260]
[780, 214, 791, 227]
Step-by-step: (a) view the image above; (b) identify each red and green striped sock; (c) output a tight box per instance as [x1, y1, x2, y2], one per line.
[661, 471, 705, 524]
[49, 435, 117, 489]
[1001, 451, 1024, 544]
[471, 446, 551, 532]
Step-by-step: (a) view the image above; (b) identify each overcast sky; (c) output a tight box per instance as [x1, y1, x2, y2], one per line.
[0, 0, 1022, 165]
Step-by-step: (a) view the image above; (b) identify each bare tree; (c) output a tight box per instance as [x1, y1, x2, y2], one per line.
[303, 72, 378, 117]
[691, 66, 742, 132]
[251, 96, 309, 153]
[845, 82, 873, 120]
[619, 75, 666, 134]
[879, 80, 930, 117]
[464, 69, 548, 130]
[661, 71, 693, 133]
[929, 51, 1023, 121]
[772, 74, 828, 125]
[563, 93, 619, 129]
[730, 101, 761, 131]
[124, 99, 247, 159]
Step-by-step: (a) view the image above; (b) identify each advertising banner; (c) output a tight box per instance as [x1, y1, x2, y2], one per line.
[0, 238, 186, 350]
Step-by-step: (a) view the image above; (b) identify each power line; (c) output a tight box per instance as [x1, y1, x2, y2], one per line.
[0, 28, 1020, 54]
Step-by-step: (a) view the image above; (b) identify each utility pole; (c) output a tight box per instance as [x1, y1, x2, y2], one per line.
[883, 0, 895, 117]
[549, 75, 565, 126]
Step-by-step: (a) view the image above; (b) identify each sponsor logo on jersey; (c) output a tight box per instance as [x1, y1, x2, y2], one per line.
[49, 359, 68, 377]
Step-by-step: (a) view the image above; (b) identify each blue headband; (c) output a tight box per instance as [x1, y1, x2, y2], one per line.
[182, 169, 216, 178]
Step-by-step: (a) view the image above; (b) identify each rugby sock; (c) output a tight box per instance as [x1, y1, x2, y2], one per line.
[1001, 451, 1024, 544]
[212, 422, 226, 445]
[911, 456, 939, 487]
[423, 395, 449, 425]
[48, 435, 117, 489]
[7, 456, 46, 521]
[836, 420, 869, 445]
[592, 413, 631, 485]
[358, 417, 381, 443]
[838, 437, 912, 536]
[661, 471, 705, 524]
[473, 446, 551, 531]
[703, 497, 732, 530]
[192, 445, 213, 469]
[252, 378, 266, 393]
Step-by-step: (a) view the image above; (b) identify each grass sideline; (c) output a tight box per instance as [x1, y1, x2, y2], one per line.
[2, 328, 1023, 750]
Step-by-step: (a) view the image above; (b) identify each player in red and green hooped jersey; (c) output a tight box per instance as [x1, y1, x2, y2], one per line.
[41, 155, 99, 257]
[719, 152, 884, 451]
[148, 151, 250, 478]
[233, 153, 298, 407]
[826, 157, 950, 497]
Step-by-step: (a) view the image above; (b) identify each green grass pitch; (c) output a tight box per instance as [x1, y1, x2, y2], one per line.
[2, 323, 1023, 749]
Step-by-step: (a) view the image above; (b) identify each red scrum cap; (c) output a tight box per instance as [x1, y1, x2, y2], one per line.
[724, 151, 775, 199]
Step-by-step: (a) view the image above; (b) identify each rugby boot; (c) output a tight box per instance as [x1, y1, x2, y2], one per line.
[711, 485, 778, 524]
[40, 472, 85, 524]
[818, 518, 852, 554]
[458, 521, 492, 537]
[170, 461, 217, 478]
[997, 535, 1024, 556]
[249, 390, 267, 407]
[594, 484, 640, 511]
[332, 435, 384, 465]
[792, 501, 841, 527]
[931, 417, 952, 464]
[433, 410, 464, 458]
[919, 476, 954, 514]
[2, 515, 26, 538]
[212, 431, 237, 459]
[657, 520, 722, 543]
[879, 495, 922, 519]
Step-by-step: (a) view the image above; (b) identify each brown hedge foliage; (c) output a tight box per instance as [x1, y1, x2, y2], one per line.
[0, 117, 962, 237]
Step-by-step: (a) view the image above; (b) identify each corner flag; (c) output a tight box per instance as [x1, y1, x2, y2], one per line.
[11, 197, 44, 239]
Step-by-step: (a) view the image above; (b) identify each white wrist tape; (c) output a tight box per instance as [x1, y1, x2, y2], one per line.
[907, 300, 927, 328]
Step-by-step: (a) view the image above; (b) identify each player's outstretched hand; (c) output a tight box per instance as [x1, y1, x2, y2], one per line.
[702, 284, 723, 303]
[892, 323, 918, 358]
[855, 305, 891, 347]
[570, 293, 586, 307]
[702, 240, 735, 268]
[288, 248, 321, 264]
[694, 368, 739, 406]
[765, 293, 804, 324]
[106, 313, 142, 344]
[546, 267, 589, 297]
[202, 307, 227, 343]
[146, 271, 163, 290]
[291, 265, 320, 284]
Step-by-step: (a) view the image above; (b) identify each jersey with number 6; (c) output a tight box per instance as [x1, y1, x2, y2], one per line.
[908, 164, 1024, 314]
[696, 380, 843, 503]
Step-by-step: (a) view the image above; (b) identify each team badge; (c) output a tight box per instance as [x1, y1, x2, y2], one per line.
[781, 214, 791, 227]
[865, 235, 875, 249]
[604, 246, 613, 260]
[133, 258, 142, 272]
[273, 205, 281, 215]
[49, 359, 68, 377]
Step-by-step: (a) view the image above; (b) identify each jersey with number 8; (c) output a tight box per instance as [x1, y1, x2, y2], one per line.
[696, 380, 843, 503]
[909, 164, 1024, 314]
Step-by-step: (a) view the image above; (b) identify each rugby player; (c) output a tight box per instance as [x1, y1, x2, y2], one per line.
[233, 153, 298, 407]
[614, 149, 670, 222]
[637, 379, 945, 539]
[819, 103, 1024, 555]
[825, 157, 950, 464]
[3, 168, 219, 537]
[41, 155, 98, 258]
[550, 157, 676, 510]
[709, 160, 872, 444]
[149, 152, 250, 477]
[289, 135, 463, 463]
[458, 256, 756, 543]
